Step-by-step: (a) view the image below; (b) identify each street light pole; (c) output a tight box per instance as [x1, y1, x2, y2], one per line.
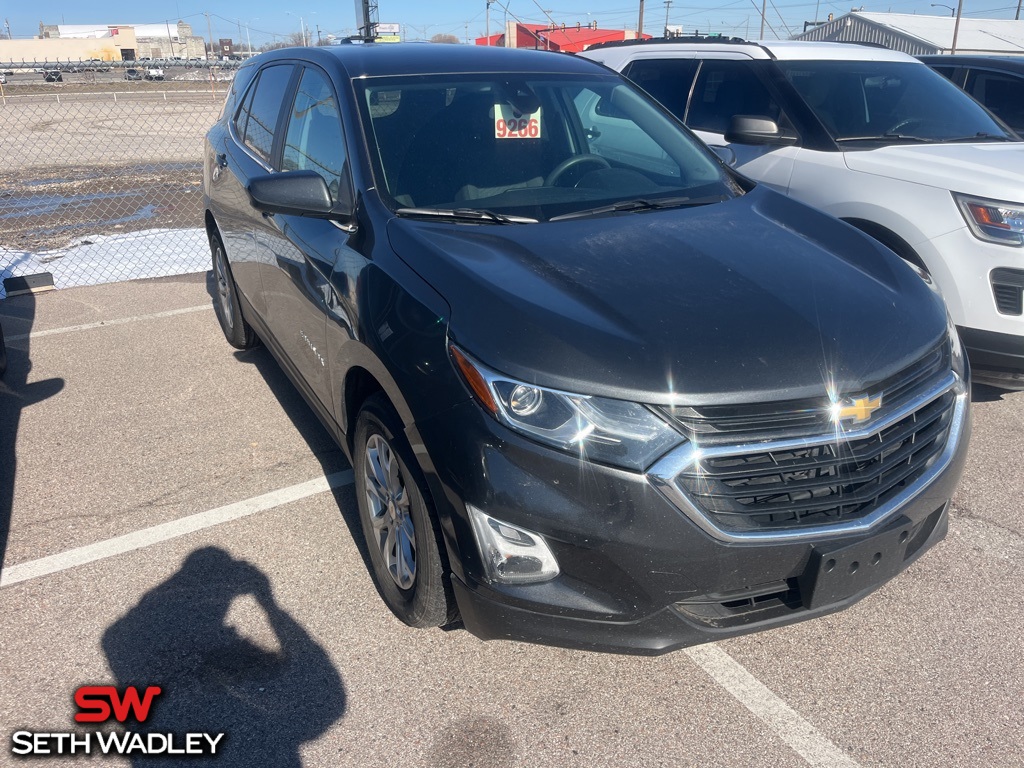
[930, 3, 955, 16]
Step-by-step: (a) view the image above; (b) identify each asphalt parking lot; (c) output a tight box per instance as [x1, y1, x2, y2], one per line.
[1, 273, 1022, 767]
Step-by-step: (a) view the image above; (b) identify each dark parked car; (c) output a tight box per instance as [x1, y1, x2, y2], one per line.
[919, 55, 1024, 134]
[42, 70, 63, 83]
[125, 68, 143, 81]
[203, 44, 970, 654]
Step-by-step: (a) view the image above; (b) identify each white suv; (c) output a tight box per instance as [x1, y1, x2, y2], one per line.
[583, 39, 1024, 387]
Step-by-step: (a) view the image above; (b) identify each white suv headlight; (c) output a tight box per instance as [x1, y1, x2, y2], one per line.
[954, 193, 1024, 246]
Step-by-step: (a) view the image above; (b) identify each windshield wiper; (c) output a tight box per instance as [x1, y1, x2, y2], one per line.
[550, 195, 729, 222]
[396, 207, 538, 224]
[942, 132, 1018, 143]
[835, 134, 936, 144]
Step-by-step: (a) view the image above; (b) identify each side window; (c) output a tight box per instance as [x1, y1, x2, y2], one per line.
[965, 69, 1024, 133]
[282, 67, 349, 203]
[241, 64, 295, 164]
[622, 59, 699, 121]
[686, 60, 787, 135]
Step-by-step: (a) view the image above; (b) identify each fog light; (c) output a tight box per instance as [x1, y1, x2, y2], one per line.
[467, 504, 560, 584]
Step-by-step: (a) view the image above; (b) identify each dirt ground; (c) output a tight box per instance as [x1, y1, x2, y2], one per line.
[0, 164, 202, 252]
[0, 86, 220, 254]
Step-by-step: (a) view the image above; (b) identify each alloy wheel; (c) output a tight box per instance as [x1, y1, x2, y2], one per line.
[363, 434, 417, 590]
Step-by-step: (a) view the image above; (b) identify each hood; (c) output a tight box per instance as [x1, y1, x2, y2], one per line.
[844, 142, 1024, 201]
[387, 187, 948, 406]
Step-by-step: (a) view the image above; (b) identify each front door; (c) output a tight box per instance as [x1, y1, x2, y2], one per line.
[256, 65, 355, 414]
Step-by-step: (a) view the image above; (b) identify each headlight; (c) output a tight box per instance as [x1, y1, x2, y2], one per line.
[954, 193, 1024, 246]
[450, 345, 684, 470]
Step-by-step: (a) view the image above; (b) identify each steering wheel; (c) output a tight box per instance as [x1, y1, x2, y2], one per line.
[886, 118, 922, 135]
[545, 155, 611, 187]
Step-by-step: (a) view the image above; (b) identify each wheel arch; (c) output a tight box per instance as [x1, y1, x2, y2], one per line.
[841, 217, 929, 272]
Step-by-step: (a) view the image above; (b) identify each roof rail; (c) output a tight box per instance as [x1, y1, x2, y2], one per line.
[585, 35, 753, 52]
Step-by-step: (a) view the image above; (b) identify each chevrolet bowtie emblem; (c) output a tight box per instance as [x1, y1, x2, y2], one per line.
[833, 394, 883, 424]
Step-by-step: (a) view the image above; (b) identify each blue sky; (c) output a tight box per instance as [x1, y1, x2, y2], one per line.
[5, 0, 1022, 47]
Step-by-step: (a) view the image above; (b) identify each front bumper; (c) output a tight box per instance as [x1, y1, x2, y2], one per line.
[957, 326, 1024, 388]
[413, 389, 970, 655]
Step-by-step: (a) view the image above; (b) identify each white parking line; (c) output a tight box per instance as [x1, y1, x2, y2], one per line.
[6, 304, 213, 342]
[0, 470, 354, 587]
[684, 644, 860, 767]
[1, 467, 858, 767]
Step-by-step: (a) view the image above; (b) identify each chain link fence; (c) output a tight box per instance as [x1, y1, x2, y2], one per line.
[0, 64, 234, 298]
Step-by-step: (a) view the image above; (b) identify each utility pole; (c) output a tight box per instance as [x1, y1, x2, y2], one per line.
[1016, 0, 1021, 21]
[759, 0, 766, 38]
[165, 19, 174, 58]
[205, 12, 214, 59]
[638, 0, 645, 36]
[316, 24, 322, 44]
[950, 0, 964, 53]
[486, 0, 492, 45]
[663, 0, 671, 36]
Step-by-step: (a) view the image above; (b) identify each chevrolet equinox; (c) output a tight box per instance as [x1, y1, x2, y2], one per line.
[202, 44, 970, 654]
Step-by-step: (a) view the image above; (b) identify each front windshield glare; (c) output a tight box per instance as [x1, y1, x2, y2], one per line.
[358, 75, 739, 221]
[780, 60, 1016, 143]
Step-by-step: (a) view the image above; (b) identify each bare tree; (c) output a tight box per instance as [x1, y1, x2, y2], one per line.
[429, 33, 461, 44]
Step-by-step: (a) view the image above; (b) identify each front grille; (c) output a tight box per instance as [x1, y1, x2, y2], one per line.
[991, 268, 1024, 316]
[674, 390, 955, 532]
[659, 342, 949, 445]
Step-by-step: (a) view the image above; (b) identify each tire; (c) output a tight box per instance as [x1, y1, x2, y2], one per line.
[210, 232, 258, 350]
[353, 393, 455, 628]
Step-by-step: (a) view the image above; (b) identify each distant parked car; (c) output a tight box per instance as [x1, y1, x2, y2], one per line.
[0, 73, 6, 85]
[43, 70, 63, 82]
[144, 67, 165, 81]
[919, 55, 1024, 135]
[125, 68, 143, 81]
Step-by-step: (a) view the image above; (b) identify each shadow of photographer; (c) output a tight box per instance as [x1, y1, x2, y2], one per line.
[0, 289, 65, 576]
[102, 546, 345, 767]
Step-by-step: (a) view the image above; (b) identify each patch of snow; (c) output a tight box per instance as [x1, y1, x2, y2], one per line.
[1, 228, 209, 298]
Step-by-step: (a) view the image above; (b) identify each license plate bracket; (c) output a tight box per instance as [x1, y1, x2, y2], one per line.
[798, 517, 915, 611]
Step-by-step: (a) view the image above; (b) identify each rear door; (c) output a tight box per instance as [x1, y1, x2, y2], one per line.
[207, 63, 294, 318]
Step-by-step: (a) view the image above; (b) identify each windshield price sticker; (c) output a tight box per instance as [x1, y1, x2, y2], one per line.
[495, 104, 542, 139]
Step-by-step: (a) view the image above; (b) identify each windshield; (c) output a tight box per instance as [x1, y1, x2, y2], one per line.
[778, 60, 1017, 144]
[356, 74, 741, 222]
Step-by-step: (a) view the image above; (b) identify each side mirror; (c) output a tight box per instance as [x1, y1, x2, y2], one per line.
[724, 115, 797, 146]
[247, 170, 354, 225]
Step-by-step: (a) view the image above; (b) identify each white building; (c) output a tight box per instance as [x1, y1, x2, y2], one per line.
[795, 12, 1024, 55]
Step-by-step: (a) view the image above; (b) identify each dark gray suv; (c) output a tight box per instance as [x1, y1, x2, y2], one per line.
[203, 43, 969, 654]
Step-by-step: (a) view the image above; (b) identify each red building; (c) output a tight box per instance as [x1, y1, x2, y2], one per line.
[475, 23, 649, 53]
